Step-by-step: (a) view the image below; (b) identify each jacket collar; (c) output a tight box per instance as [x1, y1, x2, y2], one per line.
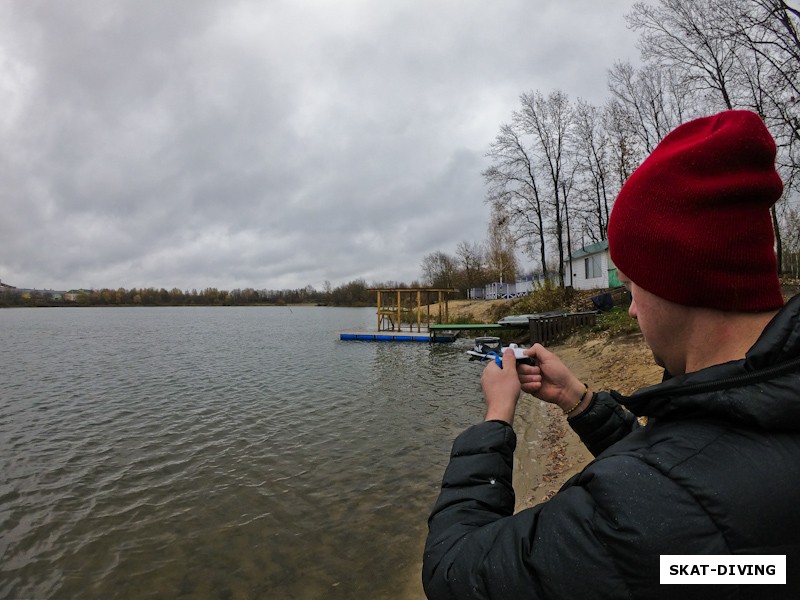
[619, 293, 800, 430]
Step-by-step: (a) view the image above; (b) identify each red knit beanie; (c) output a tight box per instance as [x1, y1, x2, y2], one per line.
[607, 110, 784, 312]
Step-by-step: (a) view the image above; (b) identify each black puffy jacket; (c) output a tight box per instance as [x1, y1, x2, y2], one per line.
[423, 294, 800, 600]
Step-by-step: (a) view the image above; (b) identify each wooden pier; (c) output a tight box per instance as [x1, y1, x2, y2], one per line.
[337, 285, 598, 345]
[339, 286, 459, 343]
[339, 322, 527, 343]
[373, 286, 457, 332]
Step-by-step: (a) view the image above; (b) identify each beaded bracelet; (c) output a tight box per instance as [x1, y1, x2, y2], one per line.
[563, 383, 590, 416]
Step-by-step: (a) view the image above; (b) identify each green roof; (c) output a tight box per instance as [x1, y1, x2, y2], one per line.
[570, 240, 608, 260]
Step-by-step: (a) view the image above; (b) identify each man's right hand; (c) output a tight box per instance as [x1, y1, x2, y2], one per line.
[517, 344, 590, 417]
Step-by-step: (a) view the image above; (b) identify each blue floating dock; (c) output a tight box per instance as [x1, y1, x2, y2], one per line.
[339, 330, 458, 343]
[339, 321, 530, 343]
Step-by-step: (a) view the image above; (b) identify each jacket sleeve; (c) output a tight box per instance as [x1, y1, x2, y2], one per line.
[422, 419, 725, 600]
[567, 391, 639, 457]
[422, 420, 627, 600]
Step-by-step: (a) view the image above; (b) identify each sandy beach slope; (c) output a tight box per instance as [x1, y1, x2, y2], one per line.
[513, 332, 663, 508]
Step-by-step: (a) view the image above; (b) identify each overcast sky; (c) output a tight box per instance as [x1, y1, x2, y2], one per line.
[1, 0, 641, 292]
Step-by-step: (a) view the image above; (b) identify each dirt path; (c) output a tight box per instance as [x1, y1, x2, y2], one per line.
[443, 298, 514, 322]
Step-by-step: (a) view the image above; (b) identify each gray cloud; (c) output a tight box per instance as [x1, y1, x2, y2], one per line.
[0, 0, 640, 291]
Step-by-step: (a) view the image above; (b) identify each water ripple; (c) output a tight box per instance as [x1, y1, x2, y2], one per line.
[0, 307, 489, 599]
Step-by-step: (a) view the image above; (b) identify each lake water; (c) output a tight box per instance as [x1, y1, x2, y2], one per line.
[0, 306, 489, 599]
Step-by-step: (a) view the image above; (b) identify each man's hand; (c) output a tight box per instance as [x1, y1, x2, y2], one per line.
[481, 348, 521, 424]
[516, 344, 589, 416]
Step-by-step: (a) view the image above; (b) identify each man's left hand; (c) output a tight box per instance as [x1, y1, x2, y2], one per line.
[481, 348, 521, 425]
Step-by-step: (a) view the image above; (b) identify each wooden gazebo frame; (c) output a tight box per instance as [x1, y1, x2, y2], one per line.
[368, 287, 457, 332]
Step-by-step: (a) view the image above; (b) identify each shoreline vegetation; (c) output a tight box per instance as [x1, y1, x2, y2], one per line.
[0, 277, 382, 308]
[4, 277, 797, 312]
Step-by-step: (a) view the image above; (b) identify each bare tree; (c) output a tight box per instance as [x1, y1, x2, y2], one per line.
[560, 162, 581, 287]
[628, 0, 738, 110]
[603, 99, 643, 191]
[628, 0, 799, 272]
[627, 0, 798, 183]
[716, 0, 800, 191]
[517, 90, 574, 287]
[483, 122, 548, 271]
[574, 99, 614, 243]
[782, 206, 800, 276]
[608, 61, 699, 152]
[609, 61, 665, 152]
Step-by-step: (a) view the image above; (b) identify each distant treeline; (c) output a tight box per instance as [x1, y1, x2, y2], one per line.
[0, 278, 395, 308]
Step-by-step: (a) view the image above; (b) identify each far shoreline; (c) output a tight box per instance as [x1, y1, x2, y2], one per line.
[0, 302, 367, 309]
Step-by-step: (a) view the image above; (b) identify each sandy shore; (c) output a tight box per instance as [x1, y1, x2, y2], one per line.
[512, 331, 663, 508]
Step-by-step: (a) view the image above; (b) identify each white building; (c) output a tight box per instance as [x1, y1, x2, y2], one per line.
[564, 240, 618, 290]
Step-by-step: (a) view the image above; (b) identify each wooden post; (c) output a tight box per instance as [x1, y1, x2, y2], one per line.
[417, 289, 421, 332]
[397, 290, 401, 331]
[377, 290, 382, 331]
[367, 287, 456, 335]
[426, 292, 431, 330]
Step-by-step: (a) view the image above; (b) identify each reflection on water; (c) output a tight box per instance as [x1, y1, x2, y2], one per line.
[0, 307, 486, 599]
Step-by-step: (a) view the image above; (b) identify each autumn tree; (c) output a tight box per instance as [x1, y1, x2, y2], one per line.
[485, 207, 518, 284]
[420, 251, 459, 289]
[455, 240, 487, 292]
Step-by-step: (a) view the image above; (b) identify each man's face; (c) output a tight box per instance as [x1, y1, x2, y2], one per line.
[619, 270, 691, 375]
